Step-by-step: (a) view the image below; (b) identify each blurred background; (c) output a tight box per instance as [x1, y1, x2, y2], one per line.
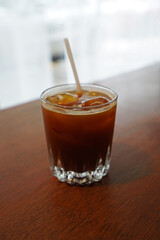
[0, 0, 160, 109]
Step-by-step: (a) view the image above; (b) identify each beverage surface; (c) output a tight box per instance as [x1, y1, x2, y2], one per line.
[45, 90, 112, 108]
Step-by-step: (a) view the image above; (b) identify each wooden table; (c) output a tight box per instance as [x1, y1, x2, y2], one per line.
[0, 64, 160, 240]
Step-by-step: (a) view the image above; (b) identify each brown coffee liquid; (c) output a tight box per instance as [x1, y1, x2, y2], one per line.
[42, 90, 117, 173]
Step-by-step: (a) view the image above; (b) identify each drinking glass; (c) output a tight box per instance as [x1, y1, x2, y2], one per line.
[41, 83, 118, 185]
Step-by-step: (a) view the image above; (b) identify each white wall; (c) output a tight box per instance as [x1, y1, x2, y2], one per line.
[0, 0, 160, 109]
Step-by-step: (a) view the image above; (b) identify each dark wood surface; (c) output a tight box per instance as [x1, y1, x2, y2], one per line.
[0, 64, 160, 240]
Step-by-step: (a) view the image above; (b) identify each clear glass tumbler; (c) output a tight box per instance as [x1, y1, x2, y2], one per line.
[41, 83, 118, 185]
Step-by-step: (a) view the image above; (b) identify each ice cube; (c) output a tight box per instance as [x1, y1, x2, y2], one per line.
[58, 93, 78, 106]
[46, 96, 60, 104]
[82, 97, 109, 107]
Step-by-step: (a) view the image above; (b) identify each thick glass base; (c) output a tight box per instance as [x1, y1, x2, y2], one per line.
[50, 164, 110, 185]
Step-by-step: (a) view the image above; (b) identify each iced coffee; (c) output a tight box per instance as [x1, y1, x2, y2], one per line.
[41, 84, 117, 185]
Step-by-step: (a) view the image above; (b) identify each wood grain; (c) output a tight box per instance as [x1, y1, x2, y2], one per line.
[0, 64, 160, 240]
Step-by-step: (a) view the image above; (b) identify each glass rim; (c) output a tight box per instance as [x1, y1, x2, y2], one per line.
[40, 83, 118, 110]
